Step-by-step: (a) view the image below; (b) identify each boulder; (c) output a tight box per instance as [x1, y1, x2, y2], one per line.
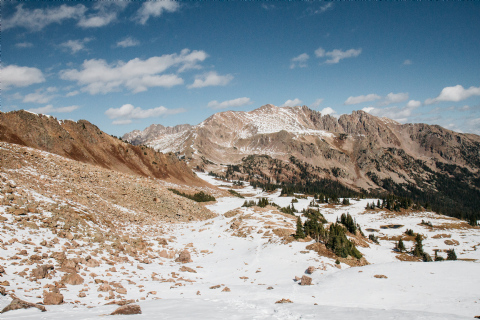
[62, 272, 84, 285]
[306, 266, 315, 274]
[98, 283, 113, 292]
[179, 266, 197, 273]
[43, 292, 64, 305]
[300, 275, 312, 286]
[111, 304, 142, 315]
[0, 286, 5, 296]
[175, 250, 193, 263]
[86, 258, 100, 268]
[0, 265, 5, 274]
[221, 287, 231, 292]
[32, 264, 54, 279]
[1, 298, 46, 313]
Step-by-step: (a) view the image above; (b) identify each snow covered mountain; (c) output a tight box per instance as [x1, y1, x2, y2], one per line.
[123, 104, 480, 221]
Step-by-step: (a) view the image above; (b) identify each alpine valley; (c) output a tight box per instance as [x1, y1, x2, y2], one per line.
[124, 104, 480, 223]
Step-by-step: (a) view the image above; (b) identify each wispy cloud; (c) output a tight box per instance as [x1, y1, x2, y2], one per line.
[116, 37, 140, 48]
[59, 37, 94, 54]
[281, 98, 302, 107]
[290, 53, 309, 69]
[22, 88, 58, 104]
[362, 100, 422, 123]
[188, 71, 233, 89]
[105, 104, 185, 124]
[310, 98, 324, 108]
[3, 4, 87, 31]
[344, 94, 381, 105]
[403, 59, 412, 65]
[133, 1, 180, 25]
[15, 42, 34, 48]
[28, 104, 79, 114]
[315, 47, 362, 64]
[207, 97, 252, 109]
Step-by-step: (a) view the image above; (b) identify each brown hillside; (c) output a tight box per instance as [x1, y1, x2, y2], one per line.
[0, 110, 207, 187]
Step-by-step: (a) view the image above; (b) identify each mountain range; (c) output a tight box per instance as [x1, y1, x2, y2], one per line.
[124, 104, 480, 220]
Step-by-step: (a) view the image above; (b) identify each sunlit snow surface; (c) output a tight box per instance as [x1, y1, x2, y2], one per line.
[0, 172, 479, 319]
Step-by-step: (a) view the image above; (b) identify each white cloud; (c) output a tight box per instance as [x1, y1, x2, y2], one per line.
[112, 119, 133, 125]
[105, 104, 185, 121]
[188, 71, 233, 89]
[281, 98, 302, 107]
[1, 65, 45, 90]
[60, 37, 93, 54]
[261, 4, 275, 10]
[290, 53, 309, 69]
[406, 100, 421, 108]
[116, 37, 140, 48]
[66, 90, 80, 97]
[403, 59, 412, 65]
[378, 92, 409, 106]
[310, 98, 324, 108]
[424, 85, 480, 105]
[320, 107, 337, 117]
[315, 47, 362, 64]
[344, 94, 381, 105]
[60, 49, 206, 94]
[15, 42, 33, 48]
[28, 104, 79, 114]
[3, 4, 87, 30]
[22, 88, 57, 104]
[134, 1, 180, 25]
[207, 97, 252, 109]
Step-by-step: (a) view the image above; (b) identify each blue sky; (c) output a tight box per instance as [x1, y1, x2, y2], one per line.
[2, 1, 480, 136]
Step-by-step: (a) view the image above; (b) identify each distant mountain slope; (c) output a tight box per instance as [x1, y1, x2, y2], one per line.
[0, 110, 207, 187]
[123, 104, 480, 220]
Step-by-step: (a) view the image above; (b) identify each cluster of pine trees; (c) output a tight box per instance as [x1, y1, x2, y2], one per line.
[365, 195, 413, 211]
[294, 211, 363, 259]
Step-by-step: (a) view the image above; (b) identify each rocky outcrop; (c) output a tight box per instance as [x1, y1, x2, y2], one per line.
[111, 304, 142, 315]
[1, 298, 47, 313]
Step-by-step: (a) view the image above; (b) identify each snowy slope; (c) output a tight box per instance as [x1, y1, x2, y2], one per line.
[0, 172, 479, 319]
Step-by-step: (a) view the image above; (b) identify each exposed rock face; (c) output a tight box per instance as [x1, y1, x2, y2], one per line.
[0, 110, 207, 187]
[110, 304, 142, 315]
[1, 298, 46, 313]
[44, 292, 64, 305]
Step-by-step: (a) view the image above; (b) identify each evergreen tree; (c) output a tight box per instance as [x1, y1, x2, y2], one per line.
[446, 249, 457, 260]
[412, 233, 424, 257]
[397, 239, 405, 252]
[295, 216, 305, 239]
[377, 200, 381, 208]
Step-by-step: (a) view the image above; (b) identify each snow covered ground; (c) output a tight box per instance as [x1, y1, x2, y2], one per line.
[1, 172, 479, 319]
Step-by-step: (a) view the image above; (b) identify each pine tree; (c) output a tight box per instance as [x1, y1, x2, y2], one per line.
[295, 216, 305, 239]
[377, 200, 380, 208]
[397, 239, 405, 252]
[446, 249, 457, 260]
[412, 233, 424, 257]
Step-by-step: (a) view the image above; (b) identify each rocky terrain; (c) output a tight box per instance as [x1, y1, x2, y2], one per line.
[124, 104, 480, 220]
